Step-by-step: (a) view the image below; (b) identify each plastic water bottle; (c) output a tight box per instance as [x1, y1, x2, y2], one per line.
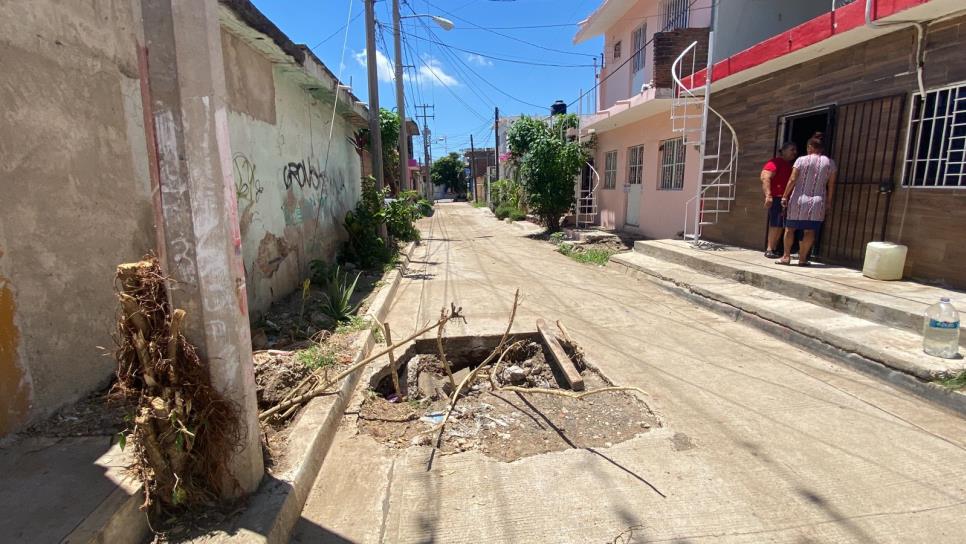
[923, 297, 960, 359]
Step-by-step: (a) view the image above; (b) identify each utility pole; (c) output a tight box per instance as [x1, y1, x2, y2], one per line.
[364, 0, 384, 192]
[415, 104, 434, 200]
[391, 0, 409, 192]
[492, 106, 500, 204]
[469, 134, 477, 201]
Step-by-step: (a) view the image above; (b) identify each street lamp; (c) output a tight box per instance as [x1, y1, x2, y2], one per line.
[437, 136, 449, 153]
[392, 6, 454, 193]
[400, 14, 455, 30]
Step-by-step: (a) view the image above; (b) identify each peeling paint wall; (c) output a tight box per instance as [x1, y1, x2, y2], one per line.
[0, 0, 155, 435]
[221, 29, 362, 316]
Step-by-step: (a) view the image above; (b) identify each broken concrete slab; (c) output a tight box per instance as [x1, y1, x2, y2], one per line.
[537, 318, 584, 391]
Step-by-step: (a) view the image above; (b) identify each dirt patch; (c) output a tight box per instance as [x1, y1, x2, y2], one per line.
[357, 338, 657, 462]
[20, 386, 135, 438]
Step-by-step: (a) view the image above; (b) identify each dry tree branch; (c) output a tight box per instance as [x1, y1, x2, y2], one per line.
[259, 315, 452, 420]
[427, 290, 520, 447]
[383, 322, 402, 399]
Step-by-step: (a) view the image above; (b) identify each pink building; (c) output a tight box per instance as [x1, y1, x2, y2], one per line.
[575, 0, 713, 237]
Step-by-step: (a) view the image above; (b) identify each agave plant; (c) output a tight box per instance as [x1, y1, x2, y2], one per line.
[320, 265, 362, 323]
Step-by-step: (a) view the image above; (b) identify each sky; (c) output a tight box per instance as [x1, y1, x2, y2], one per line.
[250, 0, 605, 161]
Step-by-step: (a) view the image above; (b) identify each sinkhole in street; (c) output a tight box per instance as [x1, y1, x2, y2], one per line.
[358, 332, 659, 462]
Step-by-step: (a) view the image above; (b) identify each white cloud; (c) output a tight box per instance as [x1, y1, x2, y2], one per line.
[411, 57, 459, 87]
[466, 53, 493, 67]
[353, 50, 459, 87]
[353, 49, 394, 82]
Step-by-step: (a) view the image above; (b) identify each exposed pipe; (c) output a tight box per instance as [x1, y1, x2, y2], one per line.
[865, 0, 927, 244]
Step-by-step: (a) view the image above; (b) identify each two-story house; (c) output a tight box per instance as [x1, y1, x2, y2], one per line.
[681, 0, 966, 288]
[574, 0, 713, 237]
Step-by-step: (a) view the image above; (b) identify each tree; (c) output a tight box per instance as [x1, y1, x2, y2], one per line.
[361, 108, 403, 194]
[507, 115, 587, 232]
[431, 152, 467, 194]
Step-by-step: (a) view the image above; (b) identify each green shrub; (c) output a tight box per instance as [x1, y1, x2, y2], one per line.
[491, 178, 524, 210]
[320, 265, 362, 323]
[549, 232, 565, 246]
[382, 198, 421, 242]
[494, 204, 512, 220]
[342, 176, 390, 269]
[508, 208, 527, 221]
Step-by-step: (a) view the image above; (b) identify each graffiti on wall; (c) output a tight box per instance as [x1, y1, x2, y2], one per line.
[233, 153, 264, 203]
[282, 159, 324, 190]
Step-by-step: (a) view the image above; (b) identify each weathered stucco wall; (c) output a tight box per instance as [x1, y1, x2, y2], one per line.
[0, 0, 155, 435]
[221, 29, 362, 316]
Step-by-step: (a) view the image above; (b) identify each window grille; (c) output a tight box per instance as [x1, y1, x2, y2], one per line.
[631, 25, 646, 74]
[613, 40, 621, 60]
[662, 0, 690, 30]
[659, 138, 686, 190]
[604, 150, 618, 189]
[902, 83, 966, 188]
[627, 145, 644, 185]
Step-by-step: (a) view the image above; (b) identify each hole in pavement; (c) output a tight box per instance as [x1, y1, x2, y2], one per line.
[358, 333, 659, 462]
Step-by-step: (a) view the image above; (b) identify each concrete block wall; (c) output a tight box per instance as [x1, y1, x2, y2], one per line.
[0, 0, 156, 435]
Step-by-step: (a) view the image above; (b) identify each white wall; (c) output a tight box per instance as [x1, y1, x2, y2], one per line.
[714, 0, 829, 59]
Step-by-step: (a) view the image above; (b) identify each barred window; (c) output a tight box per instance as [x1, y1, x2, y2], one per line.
[659, 138, 686, 190]
[662, 0, 690, 30]
[613, 40, 621, 60]
[603, 150, 618, 189]
[902, 83, 966, 188]
[631, 25, 646, 75]
[627, 145, 644, 185]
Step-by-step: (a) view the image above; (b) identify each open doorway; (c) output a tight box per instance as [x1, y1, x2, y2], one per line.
[769, 106, 835, 257]
[778, 106, 835, 156]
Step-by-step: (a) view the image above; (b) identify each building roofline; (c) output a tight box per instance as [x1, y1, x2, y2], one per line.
[218, 0, 368, 125]
[686, 0, 963, 93]
[573, 0, 637, 44]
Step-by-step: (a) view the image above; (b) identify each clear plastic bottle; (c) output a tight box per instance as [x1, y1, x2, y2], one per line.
[923, 297, 960, 359]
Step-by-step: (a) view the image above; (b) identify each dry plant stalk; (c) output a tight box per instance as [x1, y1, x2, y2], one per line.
[426, 295, 648, 449]
[112, 258, 241, 514]
[428, 291, 520, 446]
[259, 306, 463, 420]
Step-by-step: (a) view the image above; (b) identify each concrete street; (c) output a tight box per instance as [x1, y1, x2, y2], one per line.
[294, 203, 966, 543]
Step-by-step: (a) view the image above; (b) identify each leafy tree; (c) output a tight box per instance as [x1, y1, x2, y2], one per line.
[431, 152, 467, 194]
[506, 115, 587, 232]
[361, 109, 403, 194]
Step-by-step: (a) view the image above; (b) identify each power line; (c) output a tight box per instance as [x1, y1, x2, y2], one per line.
[408, 16, 546, 111]
[309, 9, 363, 50]
[420, 0, 596, 58]
[398, 29, 595, 68]
[451, 22, 579, 30]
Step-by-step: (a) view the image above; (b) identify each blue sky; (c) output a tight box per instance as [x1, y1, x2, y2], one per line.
[251, 0, 604, 160]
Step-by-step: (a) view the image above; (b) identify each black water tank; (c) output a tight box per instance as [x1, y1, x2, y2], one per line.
[550, 100, 567, 116]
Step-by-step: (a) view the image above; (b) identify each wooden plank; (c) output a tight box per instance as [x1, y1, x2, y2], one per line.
[536, 319, 584, 391]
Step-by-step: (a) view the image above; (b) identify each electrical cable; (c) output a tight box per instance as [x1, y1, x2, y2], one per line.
[420, 0, 596, 58]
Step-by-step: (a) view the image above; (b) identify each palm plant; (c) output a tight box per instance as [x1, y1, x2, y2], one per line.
[320, 265, 362, 323]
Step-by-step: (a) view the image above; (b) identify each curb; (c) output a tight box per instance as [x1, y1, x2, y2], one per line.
[610, 258, 966, 418]
[205, 241, 417, 544]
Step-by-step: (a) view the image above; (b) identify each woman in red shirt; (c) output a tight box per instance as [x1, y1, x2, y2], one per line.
[760, 142, 797, 259]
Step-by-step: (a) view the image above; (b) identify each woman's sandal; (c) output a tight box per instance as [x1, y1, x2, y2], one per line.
[798, 261, 811, 267]
[775, 258, 792, 266]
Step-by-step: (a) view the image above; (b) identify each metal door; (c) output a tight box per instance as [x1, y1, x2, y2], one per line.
[819, 94, 906, 266]
[624, 145, 644, 227]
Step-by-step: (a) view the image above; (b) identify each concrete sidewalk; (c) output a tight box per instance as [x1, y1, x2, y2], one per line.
[295, 203, 966, 543]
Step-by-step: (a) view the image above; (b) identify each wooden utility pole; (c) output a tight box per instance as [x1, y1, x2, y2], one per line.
[364, 0, 384, 192]
[391, 0, 409, 192]
[415, 104, 434, 200]
[469, 134, 477, 201]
